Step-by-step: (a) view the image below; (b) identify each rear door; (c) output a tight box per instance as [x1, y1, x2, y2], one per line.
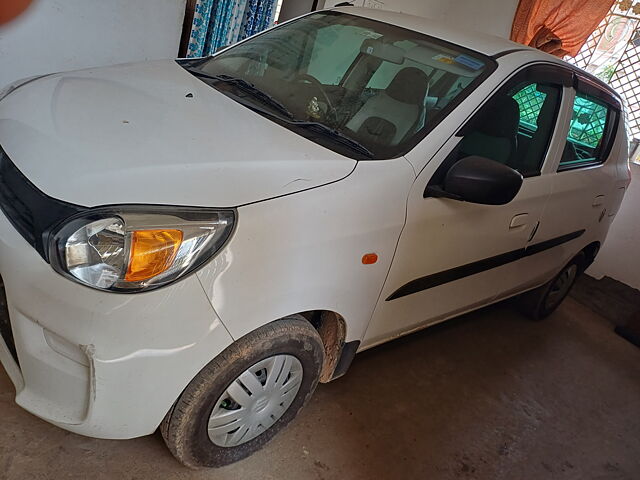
[526, 75, 624, 280]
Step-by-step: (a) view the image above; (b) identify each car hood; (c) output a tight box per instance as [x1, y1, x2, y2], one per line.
[0, 60, 356, 207]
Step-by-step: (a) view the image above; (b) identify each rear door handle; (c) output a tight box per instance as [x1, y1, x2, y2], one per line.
[593, 195, 605, 207]
[510, 213, 529, 229]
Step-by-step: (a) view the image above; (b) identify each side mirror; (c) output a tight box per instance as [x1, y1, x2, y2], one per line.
[427, 156, 523, 205]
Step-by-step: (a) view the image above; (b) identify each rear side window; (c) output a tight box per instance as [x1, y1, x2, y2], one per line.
[560, 91, 618, 170]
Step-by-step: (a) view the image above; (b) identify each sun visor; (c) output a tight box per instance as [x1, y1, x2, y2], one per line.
[405, 45, 486, 77]
[360, 39, 405, 65]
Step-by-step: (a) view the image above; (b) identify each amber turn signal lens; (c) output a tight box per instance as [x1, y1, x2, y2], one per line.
[125, 229, 183, 282]
[361, 253, 378, 265]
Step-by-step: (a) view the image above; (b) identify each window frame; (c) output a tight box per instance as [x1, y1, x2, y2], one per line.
[558, 75, 621, 172]
[455, 64, 571, 178]
[425, 64, 572, 192]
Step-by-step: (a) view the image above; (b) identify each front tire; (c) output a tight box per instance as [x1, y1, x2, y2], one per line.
[161, 316, 324, 468]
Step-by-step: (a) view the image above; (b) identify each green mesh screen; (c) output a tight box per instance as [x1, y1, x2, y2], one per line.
[512, 84, 547, 128]
[569, 95, 608, 147]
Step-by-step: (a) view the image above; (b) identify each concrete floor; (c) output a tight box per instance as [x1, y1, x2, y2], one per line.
[1, 297, 639, 479]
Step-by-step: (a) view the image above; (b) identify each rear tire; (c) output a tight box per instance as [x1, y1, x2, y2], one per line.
[517, 254, 584, 321]
[161, 316, 324, 468]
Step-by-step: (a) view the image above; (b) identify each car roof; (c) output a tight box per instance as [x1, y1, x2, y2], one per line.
[329, 6, 538, 57]
[330, 7, 621, 101]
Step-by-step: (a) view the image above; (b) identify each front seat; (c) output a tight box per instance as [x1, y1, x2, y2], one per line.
[458, 96, 520, 166]
[346, 67, 430, 146]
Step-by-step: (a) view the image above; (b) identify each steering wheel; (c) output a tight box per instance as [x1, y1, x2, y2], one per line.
[293, 73, 338, 123]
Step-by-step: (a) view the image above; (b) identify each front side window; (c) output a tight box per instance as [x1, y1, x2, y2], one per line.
[512, 83, 548, 132]
[179, 12, 493, 159]
[560, 91, 616, 170]
[456, 72, 563, 177]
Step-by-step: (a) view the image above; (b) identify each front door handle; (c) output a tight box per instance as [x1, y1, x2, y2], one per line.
[593, 195, 605, 207]
[510, 213, 529, 229]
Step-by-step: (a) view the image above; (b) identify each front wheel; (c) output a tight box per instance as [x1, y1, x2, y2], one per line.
[161, 316, 324, 468]
[517, 254, 583, 321]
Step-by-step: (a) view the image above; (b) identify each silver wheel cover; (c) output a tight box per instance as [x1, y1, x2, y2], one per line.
[207, 354, 304, 447]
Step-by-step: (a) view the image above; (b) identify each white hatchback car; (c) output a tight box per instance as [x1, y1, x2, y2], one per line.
[0, 7, 630, 467]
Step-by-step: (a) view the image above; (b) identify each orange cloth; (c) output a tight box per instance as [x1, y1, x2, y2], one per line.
[0, 0, 34, 25]
[510, 0, 615, 57]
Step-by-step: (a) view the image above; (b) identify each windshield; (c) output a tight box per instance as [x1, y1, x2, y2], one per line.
[179, 11, 494, 159]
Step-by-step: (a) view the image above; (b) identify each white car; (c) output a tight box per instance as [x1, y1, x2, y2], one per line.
[0, 7, 630, 468]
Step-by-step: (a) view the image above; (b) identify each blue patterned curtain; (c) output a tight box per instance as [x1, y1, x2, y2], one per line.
[187, 0, 278, 57]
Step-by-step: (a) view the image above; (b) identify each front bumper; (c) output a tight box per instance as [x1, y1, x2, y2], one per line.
[0, 209, 234, 439]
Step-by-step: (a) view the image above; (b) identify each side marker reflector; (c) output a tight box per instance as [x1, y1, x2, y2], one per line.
[362, 253, 378, 265]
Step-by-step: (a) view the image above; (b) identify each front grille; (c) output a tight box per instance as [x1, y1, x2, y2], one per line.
[0, 275, 19, 365]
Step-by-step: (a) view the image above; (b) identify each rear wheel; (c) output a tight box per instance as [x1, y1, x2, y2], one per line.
[517, 254, 583, 321]
[161, 316, 324, 468]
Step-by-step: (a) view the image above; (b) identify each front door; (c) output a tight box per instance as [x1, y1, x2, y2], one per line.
[363, 64, 569, 348]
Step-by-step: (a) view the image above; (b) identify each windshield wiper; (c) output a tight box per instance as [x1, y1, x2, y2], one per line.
[287, 121, 374, 158]
[187, 70, 294, 119]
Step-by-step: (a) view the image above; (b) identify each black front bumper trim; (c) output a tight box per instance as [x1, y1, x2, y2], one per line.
[0, 146, 86, 260]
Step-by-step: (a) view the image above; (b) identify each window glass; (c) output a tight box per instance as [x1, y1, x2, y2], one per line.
[364, 40, 445, 90]
[560, 92, 612, 169]
[367, 58, 435, 90]
[512, 83, 548, 132]
[179, 12, 492, 159]
[457, 77, 562, 177]
[307, 24, 372, 85]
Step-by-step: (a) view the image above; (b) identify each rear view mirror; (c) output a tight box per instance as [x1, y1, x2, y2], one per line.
[427, 156, 523, 205]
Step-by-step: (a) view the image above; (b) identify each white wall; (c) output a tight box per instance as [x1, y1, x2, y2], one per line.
[588, 163, 640, 291]
[0, 0, 186, 87]
[278, 0, 316, 22]
[323, 0, 519, 38]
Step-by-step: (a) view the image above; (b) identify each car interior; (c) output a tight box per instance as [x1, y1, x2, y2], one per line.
[199, 24, 488, 156]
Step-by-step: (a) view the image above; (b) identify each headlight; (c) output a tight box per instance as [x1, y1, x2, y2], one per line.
[49, 206, 235, 292]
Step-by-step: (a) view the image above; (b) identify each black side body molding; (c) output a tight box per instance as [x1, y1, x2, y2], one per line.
[386, 230, 585, 301]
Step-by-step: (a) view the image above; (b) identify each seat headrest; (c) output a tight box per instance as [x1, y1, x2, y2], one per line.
[385, 67, 430, 104]
[474, 96, 520, 139]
